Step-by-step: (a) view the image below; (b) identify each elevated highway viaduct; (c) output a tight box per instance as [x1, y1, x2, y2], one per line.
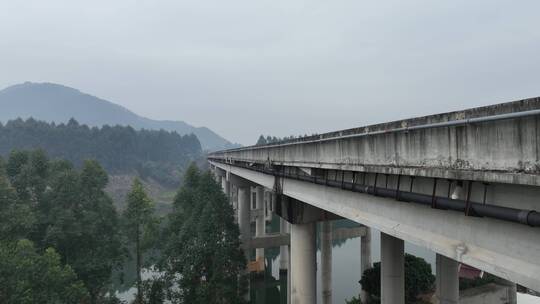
[209, 97, 540, 304]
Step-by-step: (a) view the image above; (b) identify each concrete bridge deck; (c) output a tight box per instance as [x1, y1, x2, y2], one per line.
[209, 97, 540, 304]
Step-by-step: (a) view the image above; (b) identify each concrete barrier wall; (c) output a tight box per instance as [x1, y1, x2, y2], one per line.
[210, 97, 540, 186]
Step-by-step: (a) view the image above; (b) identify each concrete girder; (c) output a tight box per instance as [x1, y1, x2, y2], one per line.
[210, 161, 540, 292]
[249, 233, 289, 249]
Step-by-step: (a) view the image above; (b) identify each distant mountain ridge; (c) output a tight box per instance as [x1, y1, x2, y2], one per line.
[0, 82, 239, 151]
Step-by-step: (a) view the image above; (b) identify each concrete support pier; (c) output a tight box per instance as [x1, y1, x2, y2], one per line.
[291, 222, 317, 304]
[212, 167, 220, 183]
[237, 185, 251, 259]
[499, 279, 517, 304]
[436, 254, 459, 304]
[433, 182, 460, 304]
[255, 186, 265, 260]
[288, 245, 292, 304]
[221, 177, 230, 199]
[265, 190, 273, 221]
[279, 218, 290, 271]
[381, 232, 404, 304]
[360, 227, 372, 303]
[321, 221, 333, 304]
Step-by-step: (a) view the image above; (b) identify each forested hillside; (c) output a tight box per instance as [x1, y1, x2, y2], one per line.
[0, 118, 202, 187]
[0, 82, 239, 151]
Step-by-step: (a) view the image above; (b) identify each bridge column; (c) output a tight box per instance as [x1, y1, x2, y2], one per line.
[434, 182, 461, 304]
[436, 254, 459, 304]
[233, 178, 252, 260]
[255, 186, 265, 261]
[265, 190, 273, 221]
[221, 175, 230, 199]
[360, 226, 372, 303]
[291, 222, 317, 304]
[381, 232, 404, 304]
[228, 174, 252, 301]
[321, 221, 333, 304]
[500, 279, 517, 304]
[279, 212, 291, 304]
[279, 217, 290, 271]
[214, 167, 221, 184]
[288, 245, 292, 304]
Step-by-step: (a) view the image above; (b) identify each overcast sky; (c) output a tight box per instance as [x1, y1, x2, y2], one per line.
[1, 0, 540, 145]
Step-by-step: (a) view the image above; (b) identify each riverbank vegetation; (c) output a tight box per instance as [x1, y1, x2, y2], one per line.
[0, 150, 245, 303]
[156, 164, 247, 303]
[0, 150, 123, 303]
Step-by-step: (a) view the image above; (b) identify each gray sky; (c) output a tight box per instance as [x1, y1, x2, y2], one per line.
[1, 0, 540, 145]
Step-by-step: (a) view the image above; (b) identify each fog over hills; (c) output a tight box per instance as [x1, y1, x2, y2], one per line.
[0, 82, 239, 151]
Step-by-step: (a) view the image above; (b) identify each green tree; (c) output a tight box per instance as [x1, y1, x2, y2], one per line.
[0, 155, 5, 175]
[0, 239, 89, 304]
[0, 173, 35, 241]
[0, 118, 203, 187]
[123, 178, 157, 303]
[0, 151, 124, 303]
[160, 164, 247, 304]
[41, 159, 124, 302]
[6, 150, 48, 205]
[256, 135, 267, 145]
[345, 296, 362, 304]
[360, 254, 435, 303]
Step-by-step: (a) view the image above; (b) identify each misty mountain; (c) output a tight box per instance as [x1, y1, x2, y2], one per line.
[0, 82, 239, 151]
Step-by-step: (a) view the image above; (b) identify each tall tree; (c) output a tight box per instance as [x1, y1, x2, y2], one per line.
[38, 159, 124, 302]
[256, 135, 267, 145]
[0, 239, 89, 304]
[0, 150, 124, 303]
[123, 178, 157, 304]
[0, 159, 35, 241]
[161, 164, 247, 304]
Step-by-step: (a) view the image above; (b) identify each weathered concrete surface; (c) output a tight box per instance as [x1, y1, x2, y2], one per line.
[321, 221, 333, 304]
[459, 283, 516, 304]
[210, 97, 540, 186]
[279, 218, 290, 271]
[248, 227, 365, 249]
[233, 177, 251, 259]
[360, 226, 372, 303]
[381, 232, 405, 304]
[210, 161, 540, 292]
[255, 186, 265, 259]
[290, 222, 317, 304]
[436, 254, 459, 304]
[249, 233, 289, 249]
